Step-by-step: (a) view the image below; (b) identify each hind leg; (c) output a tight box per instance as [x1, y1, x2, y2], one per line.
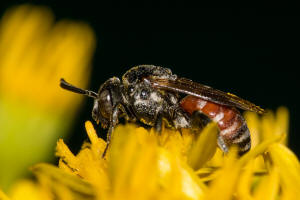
[190, 110, 211, 131]
[191, 110, 229, 153]
[217, 135, 229, 153]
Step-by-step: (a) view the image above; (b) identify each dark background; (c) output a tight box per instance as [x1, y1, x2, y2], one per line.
[1, 3, 299, 157]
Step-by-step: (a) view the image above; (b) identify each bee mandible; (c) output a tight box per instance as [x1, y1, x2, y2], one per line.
[60, 65, 265, 156]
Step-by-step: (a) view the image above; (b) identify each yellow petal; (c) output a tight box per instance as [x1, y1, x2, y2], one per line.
[0, 5, 95, 110]
[268, 143, 300, 198]
[236, 160, 255, 200]
[253, 167, 279, 200]
[205, 149, 240, 200]
[0, 4, 95, 190]
[187, 122, 218, 170]
[0, 189, 10, 200]
[158, 149, 205, 200]
[8, 180, 48, 200]
[84, 121, 107, 158]
[179, 163, 204, 200]
[244, 111, 261, 148]
[238, 133, 284, 166]
[275, 107, 289, 145]
[30, 163, 94, 198]
[55, 139, 79, 173]
[85, 121, 100, 145]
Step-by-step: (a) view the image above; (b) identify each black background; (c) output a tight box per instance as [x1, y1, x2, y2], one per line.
[1, 2, 299, 157]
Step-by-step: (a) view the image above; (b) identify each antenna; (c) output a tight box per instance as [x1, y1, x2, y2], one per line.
[60, 78, 98, 99]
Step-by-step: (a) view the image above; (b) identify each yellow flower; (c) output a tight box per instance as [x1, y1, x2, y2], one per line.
[2, 106, 299, 200]
[0, 6, 298, 198]
[0, 5, 95, 190]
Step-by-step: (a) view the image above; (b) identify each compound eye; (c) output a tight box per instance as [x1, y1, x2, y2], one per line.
[140, 89, 149, 100]
[98, 89, 113, 118]
[92, 100, 99, 122]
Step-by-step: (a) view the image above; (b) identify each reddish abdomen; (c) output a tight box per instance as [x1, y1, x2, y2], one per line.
[180, 95, 251, 153]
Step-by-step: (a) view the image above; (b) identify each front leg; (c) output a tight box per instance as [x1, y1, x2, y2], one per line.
[102, 103, 128, 157]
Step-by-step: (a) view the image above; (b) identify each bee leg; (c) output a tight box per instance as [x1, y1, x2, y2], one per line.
[190, 111, 211, 131]
[217, 136, 229, 153]
[102, 104, 127, 158]
[154, 114, 163, 134]
[178, 128, 183, 136]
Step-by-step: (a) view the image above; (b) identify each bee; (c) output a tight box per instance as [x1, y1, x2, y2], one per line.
[60, 65, 265, 156]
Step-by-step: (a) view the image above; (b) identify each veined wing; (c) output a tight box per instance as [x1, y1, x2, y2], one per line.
[146, 77, 265, 114]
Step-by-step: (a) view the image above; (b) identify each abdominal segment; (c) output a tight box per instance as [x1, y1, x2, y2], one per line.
[180, 95, 251, 154]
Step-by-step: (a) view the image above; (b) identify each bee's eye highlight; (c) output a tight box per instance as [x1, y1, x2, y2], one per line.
[140, 89, 149, 100]
[128, 86, 134, 93]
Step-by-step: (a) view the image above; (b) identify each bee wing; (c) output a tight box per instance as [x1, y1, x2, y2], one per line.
[147, 77, 265, 114]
